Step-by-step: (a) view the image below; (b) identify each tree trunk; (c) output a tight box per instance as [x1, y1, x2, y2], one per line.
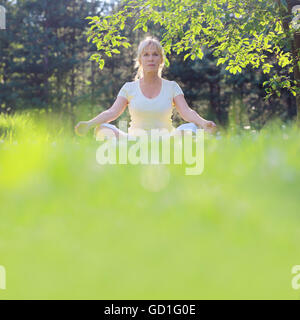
[278, 0, 300, 124]
[209, 81, 225, 125]
[43, 2, 50, 108]
[70, 1, 76, 126]
[90, 0, 97, 106]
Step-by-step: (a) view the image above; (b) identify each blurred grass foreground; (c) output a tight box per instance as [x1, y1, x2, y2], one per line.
[0, 110, 300, 299]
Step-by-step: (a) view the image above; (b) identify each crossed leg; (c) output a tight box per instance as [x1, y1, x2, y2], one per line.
[94, 123, 129, 141]
[94, 122, 200, 141]
[171, 122, 199, 136]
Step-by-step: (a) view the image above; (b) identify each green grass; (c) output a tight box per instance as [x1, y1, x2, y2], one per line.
[0, 111, 300, 299]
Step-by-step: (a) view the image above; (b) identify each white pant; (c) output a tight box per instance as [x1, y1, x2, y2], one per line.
[95, 122, 199, 141]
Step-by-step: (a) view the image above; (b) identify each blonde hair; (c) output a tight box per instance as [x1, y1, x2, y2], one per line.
[134, 36, 165, 81]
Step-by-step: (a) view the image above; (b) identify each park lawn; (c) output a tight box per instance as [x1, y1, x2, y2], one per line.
[0, 112, 300, 299]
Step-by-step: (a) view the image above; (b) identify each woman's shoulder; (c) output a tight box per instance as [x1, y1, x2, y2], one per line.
[162, 78, 184, 97]
[118, 81, 138, 99]
[162, 78, 179, 86]
[161, 78, 180, 90]
[161, 78, 173, 83]
[122, 80, 138, 89]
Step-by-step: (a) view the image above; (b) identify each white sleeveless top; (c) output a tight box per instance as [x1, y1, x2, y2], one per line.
[117, 78, 184, 136]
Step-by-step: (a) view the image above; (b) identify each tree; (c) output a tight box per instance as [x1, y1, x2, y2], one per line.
[0, 0, 93, 114]
[86, 0, 300, 125]
[276, 0, 300, 122]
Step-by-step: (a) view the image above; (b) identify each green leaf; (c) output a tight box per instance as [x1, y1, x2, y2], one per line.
[216, 58, 225, 66]
[184, 53, 190, 61]
[196, 48, 204, 59]
[121, 42, 131, 48]
[99, 59, 105, 70]
[133, 23, 141, 31]
[164, 57, 170, 67]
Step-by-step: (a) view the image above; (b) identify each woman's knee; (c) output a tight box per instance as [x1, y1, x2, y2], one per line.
[95, 123, 118, 140]
[95, 123, 127, 140]
[176, 122, 198, 133]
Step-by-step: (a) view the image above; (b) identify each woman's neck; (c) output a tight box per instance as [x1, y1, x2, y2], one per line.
[141, 72, 161, 84]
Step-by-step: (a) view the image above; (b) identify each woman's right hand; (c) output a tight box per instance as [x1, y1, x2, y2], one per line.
[74, 121, 92, 136]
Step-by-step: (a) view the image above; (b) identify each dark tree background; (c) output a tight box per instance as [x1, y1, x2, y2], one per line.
[0, 0, 297, 129]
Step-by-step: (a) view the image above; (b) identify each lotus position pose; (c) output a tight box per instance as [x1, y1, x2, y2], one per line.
[75, 36, 216, 140]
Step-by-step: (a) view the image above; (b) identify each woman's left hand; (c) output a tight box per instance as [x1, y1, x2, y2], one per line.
[203, 120, 217, 133]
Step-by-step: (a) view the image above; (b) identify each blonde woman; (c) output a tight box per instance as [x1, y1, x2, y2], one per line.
[75, 36, 216, 139]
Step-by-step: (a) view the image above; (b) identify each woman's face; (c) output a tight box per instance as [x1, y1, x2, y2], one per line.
[139, 44, 162, 74]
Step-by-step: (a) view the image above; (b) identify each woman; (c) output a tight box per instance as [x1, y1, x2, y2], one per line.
[75, 36, 216, 140]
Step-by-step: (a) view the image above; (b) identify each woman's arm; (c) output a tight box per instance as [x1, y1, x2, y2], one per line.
[75, 96, 128, 136]
[88, 96, 128, 127]
[173, 94, 217, 132]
